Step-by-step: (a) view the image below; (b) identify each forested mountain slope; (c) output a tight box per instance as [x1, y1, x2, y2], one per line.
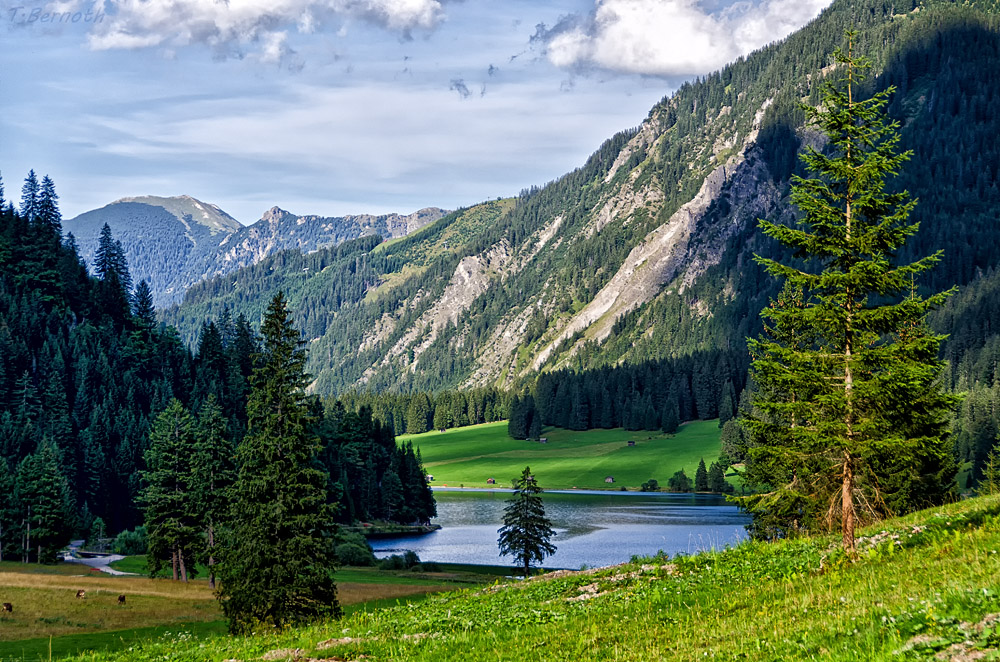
[167, 0, 1000, 410]
[65, 196, 445, 306]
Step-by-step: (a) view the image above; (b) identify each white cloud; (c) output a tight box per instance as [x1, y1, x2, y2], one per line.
[540, 0, 832, 76]
[83, 0, 446, 57]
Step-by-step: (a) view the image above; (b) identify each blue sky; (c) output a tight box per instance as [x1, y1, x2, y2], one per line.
[1, 0, 831, 224]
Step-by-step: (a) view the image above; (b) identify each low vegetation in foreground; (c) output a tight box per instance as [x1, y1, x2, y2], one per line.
[0, 564, 483, 661]
[43, 494, 1000, 661]
[401, 419, 725, 490]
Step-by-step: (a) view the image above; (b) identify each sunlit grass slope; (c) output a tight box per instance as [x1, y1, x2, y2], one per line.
[0, 564, 469, 661]
[59, 495, 1000, 661]
[399, 420, 724, 490]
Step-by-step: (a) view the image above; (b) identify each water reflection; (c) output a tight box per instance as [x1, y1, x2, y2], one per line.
[369, 489, 750, 569]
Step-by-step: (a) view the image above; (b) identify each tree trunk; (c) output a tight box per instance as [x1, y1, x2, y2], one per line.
[24, 508, 30, 564]
[842, 451, 856, 553]
[207, 523, 216, 589]
[171, 547, 178, 581]
[179, 550, 188, 583]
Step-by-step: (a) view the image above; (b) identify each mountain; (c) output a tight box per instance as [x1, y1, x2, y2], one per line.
[64, 196, 446, 306]
[164, 0, 1000, 402]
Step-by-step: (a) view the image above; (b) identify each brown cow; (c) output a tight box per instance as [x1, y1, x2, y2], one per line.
[2, 602, 12, 612]
[76, 590, 86, 599]
[117, 594, 126, 606]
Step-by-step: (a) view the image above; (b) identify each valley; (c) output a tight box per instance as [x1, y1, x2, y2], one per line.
[3, 0, 1000, 658]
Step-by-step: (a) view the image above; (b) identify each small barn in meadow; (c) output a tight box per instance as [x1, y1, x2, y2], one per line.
[605, 476, 615, 484]
[486, 478, 496, 485]
[426, 474, 434, 481]
[627, 440, 636, 447]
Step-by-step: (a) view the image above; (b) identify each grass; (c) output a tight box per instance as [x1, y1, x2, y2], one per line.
[0, 560, 497, 661]
[399, 420, 724, 490]
[54, 494, 1000, 661]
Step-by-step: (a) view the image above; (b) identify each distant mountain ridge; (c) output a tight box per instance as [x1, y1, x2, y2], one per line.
[163, 0, 1000, 400]
[64, 196, 446, 306]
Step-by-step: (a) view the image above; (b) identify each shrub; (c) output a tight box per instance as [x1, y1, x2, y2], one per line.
[379, 551, 421, 570]
[336, 543, 376, 566]
[112, 526, 147, 556]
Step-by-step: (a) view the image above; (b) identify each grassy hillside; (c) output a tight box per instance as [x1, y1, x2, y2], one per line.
[400, 420, 723, 490]
[0, 564, 482, 661]
[52, 494, 1000, 661]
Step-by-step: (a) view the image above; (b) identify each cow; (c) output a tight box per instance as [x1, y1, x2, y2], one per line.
[1, 602, 12, 612]
[117, 594, 126, 606]
[76, 590, 86, 599]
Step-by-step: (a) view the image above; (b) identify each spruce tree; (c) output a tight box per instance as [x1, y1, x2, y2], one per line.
[707, 461, 728, 494]
[132, 280, 156, 328]
[191, 396, 234, 589]
[19, 170, 38, 222]
[37, 175, 61, 235]
[17, 439, 71, 563]
[497, 466, 556, 577]
[695, 459, 709, 492]
[0, 459, 17, 562]
[216, 292, 339, 634]
[142, 399, 199, 581]
[740, 35, 958, 553]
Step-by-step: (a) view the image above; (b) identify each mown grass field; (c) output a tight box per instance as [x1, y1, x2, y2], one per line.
[399, 420, 724, 490]
[0, 560, 490, 661]
[56, 494, 1000, 661]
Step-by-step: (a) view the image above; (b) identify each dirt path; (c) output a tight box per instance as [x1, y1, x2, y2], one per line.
[62, 540, 137, 576]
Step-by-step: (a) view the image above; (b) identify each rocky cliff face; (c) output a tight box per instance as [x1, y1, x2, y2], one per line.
[215, 207, 446, 277]
[164, 0, 1000, 395]
[65, 197, 445, 307]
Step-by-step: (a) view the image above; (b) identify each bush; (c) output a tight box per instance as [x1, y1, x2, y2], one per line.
[336, 542, 376, 566]
[112, 526, 147, 556]
[379, 551, 421, 570]
[640, 479, 660, 492]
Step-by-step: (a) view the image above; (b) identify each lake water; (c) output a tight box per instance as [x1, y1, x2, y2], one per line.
[369, 489, 750, 569]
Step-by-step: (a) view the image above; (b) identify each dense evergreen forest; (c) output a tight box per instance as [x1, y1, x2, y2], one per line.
[154, 2, 1000, 492]
[0, 172, 434, 563]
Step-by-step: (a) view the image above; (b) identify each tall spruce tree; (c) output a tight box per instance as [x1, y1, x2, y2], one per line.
[739, 35, 958, 553]
[216, 292, 339, 634]
[17, 439, 71, 564]
[143, 399, 199, 581]
[191, 396, 234, 589]
[497, 466, 556, 577]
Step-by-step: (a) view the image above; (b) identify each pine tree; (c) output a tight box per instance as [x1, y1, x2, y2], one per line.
[497, 466, 556, 577]
[707, 461, 728, 494]
[132, 280, 156, 328]
[36, 175, 60, 235]
[0, 459, 17, 562]
[142, 399, 199, 581]
[94, 224, 132, 325]
[17, 439, 71, 563]
[406, 393, 430, 434]
[740, 35, 958, 553]
[667, 469, 692, 493]
[191, 396, 234, 589]
[216, 292, 339, 634]
[695, 459, 709, 492]
[20, 170, 38, 222]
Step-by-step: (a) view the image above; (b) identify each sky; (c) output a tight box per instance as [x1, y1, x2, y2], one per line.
[0, 0, 832, 224]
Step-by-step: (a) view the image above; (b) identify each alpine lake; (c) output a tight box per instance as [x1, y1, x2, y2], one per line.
[369, 488, 750, 570]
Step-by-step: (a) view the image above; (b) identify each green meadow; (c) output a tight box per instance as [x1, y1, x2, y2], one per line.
[0, 562, 495, 661]
[51, 494, 1000, 661]
[399, 419, 724, 490]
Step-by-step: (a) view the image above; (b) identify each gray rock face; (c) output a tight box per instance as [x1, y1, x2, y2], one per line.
[65, 197, 446, 307]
